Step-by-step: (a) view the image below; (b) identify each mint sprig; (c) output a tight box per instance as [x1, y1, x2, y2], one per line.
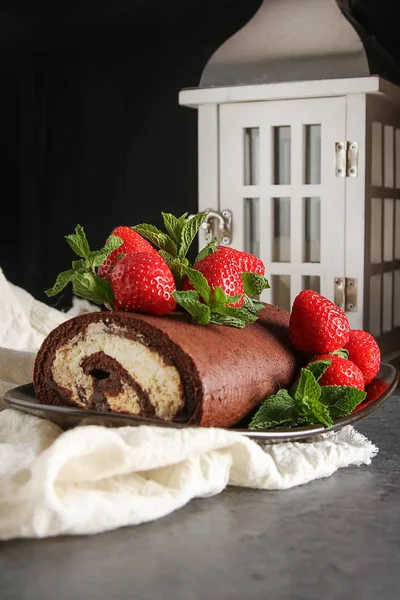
[133, 212, 207, 290]
[172, 267, 258, 328]
[133, 214, 205, 259]
[249, 359, 367, 430]
[45, 225, 123, 307]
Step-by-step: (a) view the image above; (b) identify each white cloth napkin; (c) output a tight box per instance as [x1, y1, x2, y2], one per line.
[0, 268, 378, 540]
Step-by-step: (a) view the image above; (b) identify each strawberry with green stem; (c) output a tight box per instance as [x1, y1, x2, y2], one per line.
[98, 225, 158, 281]
[45, 212, 270, 327]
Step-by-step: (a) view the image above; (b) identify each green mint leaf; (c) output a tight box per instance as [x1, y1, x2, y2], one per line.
[184, 267, 212, 305]
[305, 359, 332, 382]
[133, 224, 177, 257]
[178, 213, 207, 259]
[243, 294, 265, 315]
[249, 390, 297, 430]
[170, 258, 189, 289]
[209, 313, 246, 329]
[210, 286, 242, 308]
[158, 249, 174, 266]
[45, 269, 76, 297]
[242, 272, 270, 297]
[162, 213, 183, 245]
[290, 359, 332, 396]
[87, 235, 124, 268]
[172, 291, 211, 325]
[294, 368, 321, 404]
[212, 304, 258, 324]
[65, 225, 91, 259]
[319, 386, 366, 418]
[178, 212, 189, 222]
[298, 395, 333, 428]
[71, 272, 114, 306]
[195, 237, 218, 263]
[72, 259, 86, 270]
[294, 368, 332, 428]
[212, 286, 230, 307]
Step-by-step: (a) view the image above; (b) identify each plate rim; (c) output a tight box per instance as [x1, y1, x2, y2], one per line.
[3, 363, 399, 441]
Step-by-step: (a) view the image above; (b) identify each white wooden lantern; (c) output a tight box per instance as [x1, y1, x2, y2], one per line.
[179, 0, 400, 362]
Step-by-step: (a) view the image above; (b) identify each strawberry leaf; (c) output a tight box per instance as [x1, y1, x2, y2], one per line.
[179, 213, 207, 259]
[45, 269, 76, 297]
[242, 272, 270, 296]
[333, 348, 349, 359]
[319, 386, 366, 417]
[65, 225, 91, 259]
[195, 237, 218, 263]
[172, 291, 211, 325]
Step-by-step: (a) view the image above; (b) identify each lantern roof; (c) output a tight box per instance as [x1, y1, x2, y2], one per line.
[187, 0, 400, 91]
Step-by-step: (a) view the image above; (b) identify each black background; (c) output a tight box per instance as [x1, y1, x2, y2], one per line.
[1, 0, 399, 308]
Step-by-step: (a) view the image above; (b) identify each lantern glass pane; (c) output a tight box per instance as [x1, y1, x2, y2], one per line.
[394, 270, 400, 328]
[244, 128, 260, 185]
[384, 198, 394, 262]
[272, 275, 291, 312]
[244, 198, 260, 257]
[383, 272, 393, 333]
[384, 125, 394, 189]
[369, 274, 381, 337]
[371, 122, 382, 187]
[395, 129, 400, 189]
[370, 198, 382, 264]
[273, 127, 291, 184]
[303, 197, 321, 263]
[302, 275, 320, 293]
[305, 125, 321, 184]
[395, 200, 400, 260]
[272, 197, 290, 262]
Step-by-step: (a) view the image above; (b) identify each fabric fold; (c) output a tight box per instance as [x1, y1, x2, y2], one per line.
[0, 268, 379, 540]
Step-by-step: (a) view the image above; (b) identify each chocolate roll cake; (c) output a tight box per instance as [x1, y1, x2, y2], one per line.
[33, 305, 296, 427]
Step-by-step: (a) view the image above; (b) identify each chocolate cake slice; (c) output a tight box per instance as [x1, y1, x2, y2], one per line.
[33, 305, 297, 427]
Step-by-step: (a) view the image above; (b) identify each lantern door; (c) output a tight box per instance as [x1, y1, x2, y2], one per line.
[219, 97, 347, 312]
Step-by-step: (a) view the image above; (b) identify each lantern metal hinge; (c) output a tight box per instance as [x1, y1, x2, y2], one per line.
[334, 277, 358, 312]
[335, 142, 358, 177]
[200, 209, 232, 245]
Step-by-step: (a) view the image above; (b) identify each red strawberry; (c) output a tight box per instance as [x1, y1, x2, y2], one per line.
[310, 354, 365, 390]
[352, 378, 389, 412]
[216, 247, 265, 275]
[289, 290, 350, 355]
[98, 226, 158, 281]
[344, 330, 380, 385]
[111, 252, 176, 316]
[184, 248, 244, 307]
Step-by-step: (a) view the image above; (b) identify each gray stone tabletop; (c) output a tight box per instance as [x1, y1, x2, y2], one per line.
[1, 387, 400, 600]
